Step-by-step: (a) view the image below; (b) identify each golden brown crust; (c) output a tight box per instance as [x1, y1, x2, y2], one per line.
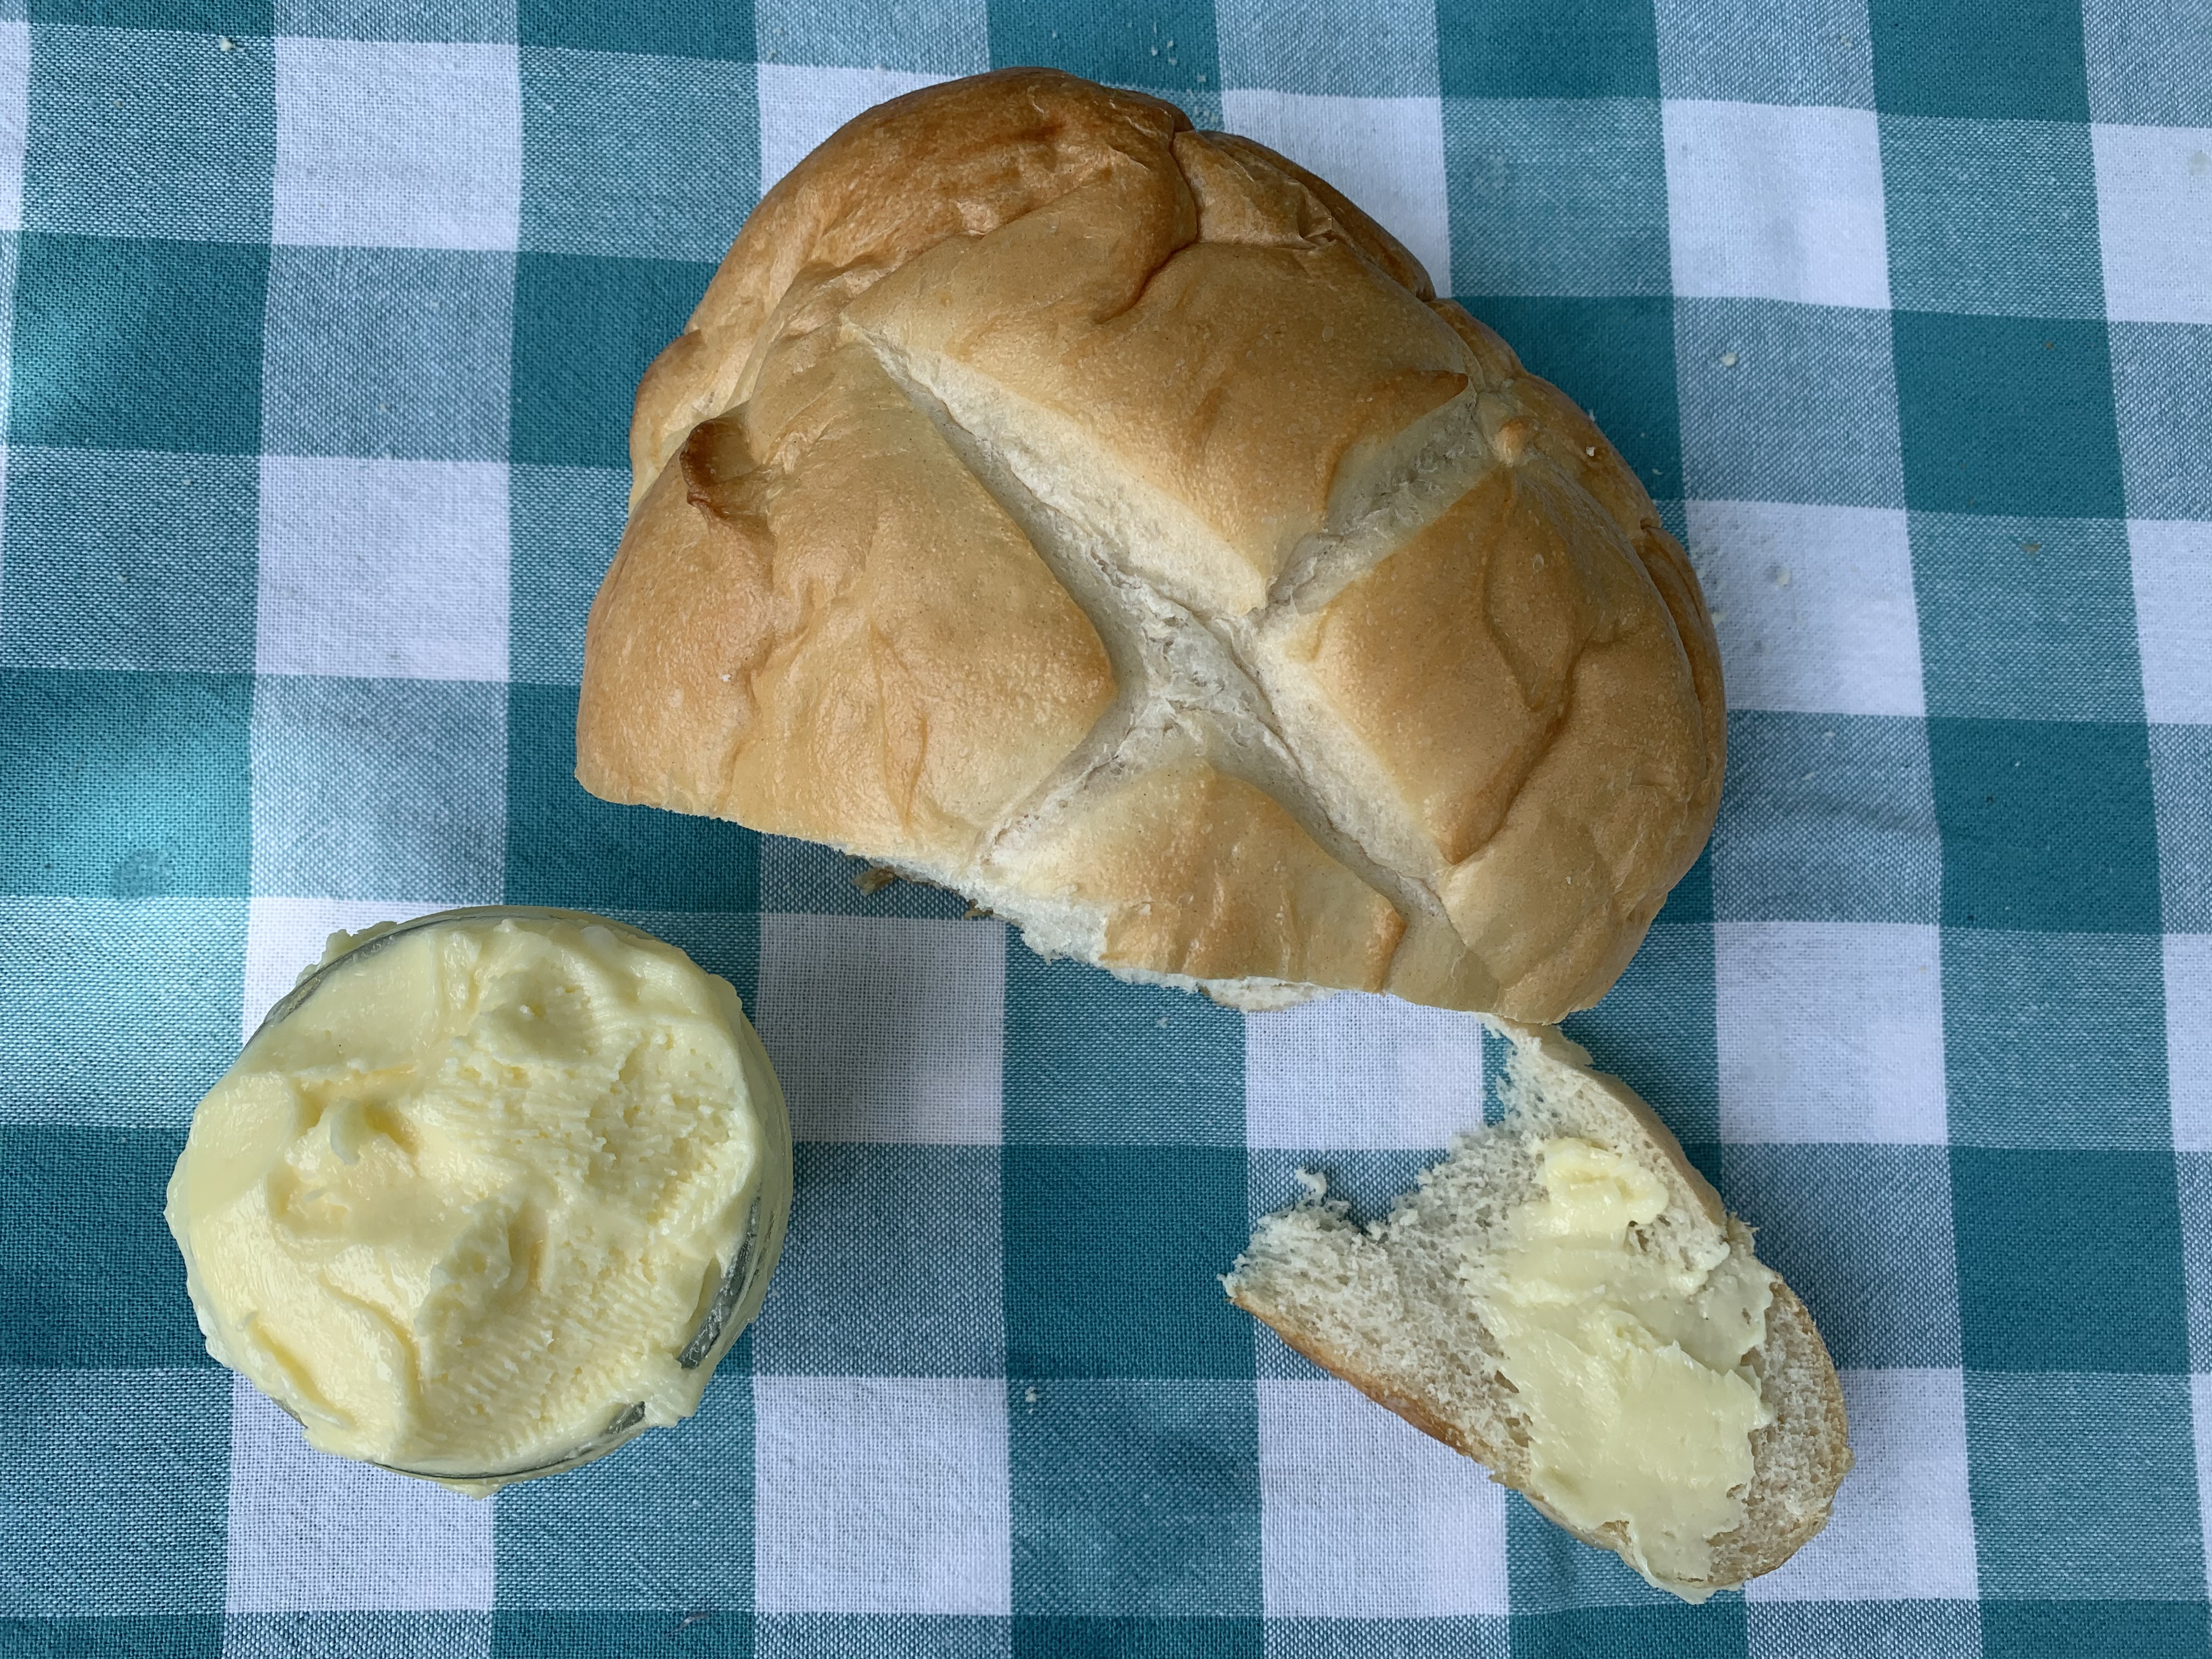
[579, 68, 1725, 1019]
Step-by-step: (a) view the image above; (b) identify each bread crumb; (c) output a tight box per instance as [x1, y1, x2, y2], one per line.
[854, 866, 896, 895]
[1719, 352, 1738, 367]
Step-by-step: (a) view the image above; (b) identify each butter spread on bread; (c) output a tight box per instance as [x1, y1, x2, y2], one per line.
[578, 68, 1724, 1023]
[1224, 1022, 1849, 1599]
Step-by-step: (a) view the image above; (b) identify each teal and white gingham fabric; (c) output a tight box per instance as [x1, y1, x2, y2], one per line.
[2, 0, 2209, 1651]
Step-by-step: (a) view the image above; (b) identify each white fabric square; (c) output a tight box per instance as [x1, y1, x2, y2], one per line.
[1749, 1368, 1977, 1601]
[241, 895, 445, 1041]
[1257, 1379, 1505, 1617]
[2131, 518, 2212, 725]
[0, 21, 27, 234]
[1663, 100, 1889, 310]
[1716, 921, 1948, 1144]
[1245, 993, 1483, 1149]
[1685, 500, 1923, 718]
[1220, 90, 1452, 294]
[2094, 123, 2212, 325]
[757, 64, 949, 194]
[274, 38, 521, 250]
[2169, 935, 2212, 1153]
[754, 916, 1005, 1143]
[224, 1378, 494, 1613]
[753, 1375, 1012, 1615]
[258, 456, 510, 681]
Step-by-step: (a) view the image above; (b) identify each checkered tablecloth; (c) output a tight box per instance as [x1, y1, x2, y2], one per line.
[2, 0, 2208, 1651]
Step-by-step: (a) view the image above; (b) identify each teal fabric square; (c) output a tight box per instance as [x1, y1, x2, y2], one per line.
[517, 0, 748, 58]
[1982, 1601, 2212, 1659]
[509, 1605, 705, 1649]
[1657, 844, 1712, 926]
[758, 1615, 1007, 1658]
[1927, 717, 2161, 934]
[0, 1370, 228, 1613]
[1965, 1374, 2203, 1598]
[1718, 1144, 1962, 1368]
[754, 1144, 1003, 1376]
[1880, 117, 2104, 319]
[1214, 0, 1438, 97]
[509, 463, 624, 686]
[1941, 929, 2169, 1149]
[0, 1616, 223, 1655]
[1002, 953, 1242, 1146]
[988, 1, 1218, 100]
[0, 897, 245, 1128]
[1265, 1620, 1510, 1659]
[1012, 1617, 1262, 1656]
[510, 251, 709, 469]
[1654, 0, 1876, 108]
[1437, 0, 1658, 98]
[1711, 713, 1940, 926]
[1866, 0, 2091, 121]
[0, 1127, 209, 1367]
[1892, 313, 2126, 520]
[754, 0, 986, 74]
[602, 907, 757, 1005]
[494, 1368, 753, 1612]
[262, 246, 513, 461]
[759, 837, 971, 920]
[1, 448, 256, 672]
[0, 668, 252, 899]
[1002, 1147, 1251, 1378]
[1007, 1380, 1260, 1615]
[2083, 0, 2212, 124]
[1560, 923, 1720, 1151]
[251, 676, 506, 902]
[1510, 1605, 1745, 1657]
[1910, 513, 2144, 722]
[520, 48, 757, 262]
[1675, 300, 1904, 509]
[1246, 1149, 1438, 1234]
[1443, 100, 1669, 299]
[1952, 1148, 2187, 1370]
[1458, 296, 1681, 495]
[504, 684, 760, 911]
[1745, 1601, 1982, 1659]
[2111, 321, 2212, 521]
[23, 22, 272, 241]
[2153, 723, 2212, 933]
[12, 234, 265, 455]
[1504, 1495, 1725, 1610]
[276, 0, 514, 40]
[29, 0, 264, 28]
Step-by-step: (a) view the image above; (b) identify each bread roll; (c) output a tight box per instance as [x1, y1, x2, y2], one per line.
[577, 69, 1723, 1021]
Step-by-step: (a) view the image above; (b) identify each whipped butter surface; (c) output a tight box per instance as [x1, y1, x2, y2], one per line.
[166, 909, 791, 1493]
[1464, 1137, 1773, 1592]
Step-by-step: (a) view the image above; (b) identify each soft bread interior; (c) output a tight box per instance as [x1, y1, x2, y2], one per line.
[1223, 1020, 1851, 1599]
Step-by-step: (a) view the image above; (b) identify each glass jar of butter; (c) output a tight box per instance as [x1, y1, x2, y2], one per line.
[166, 906, 793, 1494]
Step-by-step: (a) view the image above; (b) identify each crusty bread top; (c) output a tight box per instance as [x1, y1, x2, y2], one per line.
[1224, 1021, 1852, 1599]
[578, 69, 1724, 1023]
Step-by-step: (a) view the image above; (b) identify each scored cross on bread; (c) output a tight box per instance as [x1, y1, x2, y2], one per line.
[577, 68, 1724, 1023]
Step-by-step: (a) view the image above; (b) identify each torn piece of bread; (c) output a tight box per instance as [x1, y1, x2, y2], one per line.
[1223, 1022, 1849, 1600]
[575, 67, 1723, 1024]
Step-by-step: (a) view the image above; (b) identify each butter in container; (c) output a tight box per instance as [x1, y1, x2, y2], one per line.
[166, 906, 792, 1494]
